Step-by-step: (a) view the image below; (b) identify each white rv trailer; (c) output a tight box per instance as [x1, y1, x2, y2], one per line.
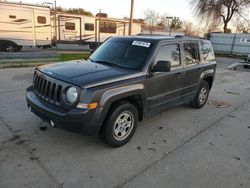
[0, 1, 52, 52]
[54, 12, 142, 46]
[0, 1, 142, 51]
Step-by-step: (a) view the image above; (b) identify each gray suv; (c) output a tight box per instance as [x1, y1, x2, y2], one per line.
[26, 36, 216, 147]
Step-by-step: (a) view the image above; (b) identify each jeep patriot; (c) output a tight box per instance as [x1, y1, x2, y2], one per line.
[26, 36, 216, 147]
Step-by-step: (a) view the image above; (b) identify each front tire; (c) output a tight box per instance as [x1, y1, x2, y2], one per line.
[100, 101, 138, 147]
[191, 81, 210, 108]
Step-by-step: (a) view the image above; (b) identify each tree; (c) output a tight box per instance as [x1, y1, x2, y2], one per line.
[170, 17, 183, 30]
[65, 8, 93, 16]
[54, 7, 93, 16]
[144, 9, 160, 34]
[191, 0, 250, 33]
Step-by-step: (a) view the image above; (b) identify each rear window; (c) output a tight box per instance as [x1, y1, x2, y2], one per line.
[201, 41, 215, 62]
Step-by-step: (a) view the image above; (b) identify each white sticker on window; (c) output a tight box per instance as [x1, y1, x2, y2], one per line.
[132, 41, 151, 48]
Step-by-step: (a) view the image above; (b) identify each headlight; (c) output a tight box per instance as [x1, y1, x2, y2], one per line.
[66, 87, 78, 103]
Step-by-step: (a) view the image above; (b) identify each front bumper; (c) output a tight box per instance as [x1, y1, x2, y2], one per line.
[26, 86, 102, 135]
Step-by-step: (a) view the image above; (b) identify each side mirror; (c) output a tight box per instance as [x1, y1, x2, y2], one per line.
[152, 61, 171, 72]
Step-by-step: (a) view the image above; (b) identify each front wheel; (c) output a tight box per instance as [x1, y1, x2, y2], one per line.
[191, 81, 210, 108]
[100, 101, 138, 147]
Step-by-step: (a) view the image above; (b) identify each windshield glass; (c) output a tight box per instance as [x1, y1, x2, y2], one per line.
[89, 38, 153, 70]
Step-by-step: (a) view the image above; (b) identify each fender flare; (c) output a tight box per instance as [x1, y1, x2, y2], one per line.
[199, 69, 214, 81]
[98, 84, 147, 123]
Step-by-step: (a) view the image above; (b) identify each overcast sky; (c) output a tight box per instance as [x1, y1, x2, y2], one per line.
[18, 0, 195, 21]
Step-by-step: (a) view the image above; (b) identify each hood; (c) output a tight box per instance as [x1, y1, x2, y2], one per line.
[38, 60, 143, 88]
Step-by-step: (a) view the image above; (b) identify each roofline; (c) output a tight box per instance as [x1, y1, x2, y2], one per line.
[0, 1, 50, 9]
[110, 35, 201, 42]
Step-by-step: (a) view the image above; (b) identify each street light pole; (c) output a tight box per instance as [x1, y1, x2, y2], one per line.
[128, 0, 134, 35]
[166, 16, 173, 36]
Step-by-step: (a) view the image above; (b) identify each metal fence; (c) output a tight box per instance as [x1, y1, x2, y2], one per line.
[209, 33, 250, 55]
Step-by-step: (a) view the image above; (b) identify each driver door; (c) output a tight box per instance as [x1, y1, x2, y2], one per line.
[147, 43, 185, 115]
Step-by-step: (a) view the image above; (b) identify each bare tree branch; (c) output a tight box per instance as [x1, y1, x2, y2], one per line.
[190, 0, 250, 33]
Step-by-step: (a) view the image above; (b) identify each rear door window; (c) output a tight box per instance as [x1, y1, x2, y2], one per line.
[183, 43, 200, 65]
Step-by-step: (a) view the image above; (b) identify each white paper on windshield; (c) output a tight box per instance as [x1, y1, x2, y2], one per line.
[132, 41, 151, 48]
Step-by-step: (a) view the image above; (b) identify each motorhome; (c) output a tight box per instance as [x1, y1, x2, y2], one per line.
[0, 1, 142, 52]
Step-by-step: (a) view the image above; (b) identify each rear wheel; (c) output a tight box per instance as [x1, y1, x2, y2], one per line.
[3, 42, 22, 52]
[191, 81, 210, 108]
[100, 101, 138, 147]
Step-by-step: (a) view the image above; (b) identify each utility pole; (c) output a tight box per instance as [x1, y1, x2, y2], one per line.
[128, 0, 134, 35]
[98, 9, 101, 46]
[54, 0, 57, 49]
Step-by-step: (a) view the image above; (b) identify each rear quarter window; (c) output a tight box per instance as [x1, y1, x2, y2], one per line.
[201, 41, 215, 62]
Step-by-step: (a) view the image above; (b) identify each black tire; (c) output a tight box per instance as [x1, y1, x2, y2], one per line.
[191, 81, 210, 108]
[100, 101, 138, 147]
[42, 45, 52, 49]
[16, 45, 23, 52]
[3, 42, 22, 52]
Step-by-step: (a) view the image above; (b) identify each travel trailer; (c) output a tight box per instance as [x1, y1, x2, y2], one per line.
[0, 1, 142, 52]
[55, 13, 142, 44]
[0, 1, 52, 52]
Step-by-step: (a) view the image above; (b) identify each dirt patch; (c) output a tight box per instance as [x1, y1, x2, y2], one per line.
[226, 91, 240, 95]
[9, 135, 20, 142]
[208, 100, 231, 108]
[29, 156, 39, 161]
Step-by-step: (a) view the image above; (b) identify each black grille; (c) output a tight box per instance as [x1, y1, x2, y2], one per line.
[33, 72, 62, 106]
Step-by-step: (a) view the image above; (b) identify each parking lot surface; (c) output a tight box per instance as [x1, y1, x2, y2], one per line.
[0, 57, 250, 188]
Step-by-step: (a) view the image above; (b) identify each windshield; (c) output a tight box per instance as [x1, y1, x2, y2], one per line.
[89, 38, 153, 70]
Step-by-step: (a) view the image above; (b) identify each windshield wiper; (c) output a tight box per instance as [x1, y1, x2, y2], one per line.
[86, 57, 94, 62]
[94, 60, 121, 68]
[90, 59, 132, 70]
